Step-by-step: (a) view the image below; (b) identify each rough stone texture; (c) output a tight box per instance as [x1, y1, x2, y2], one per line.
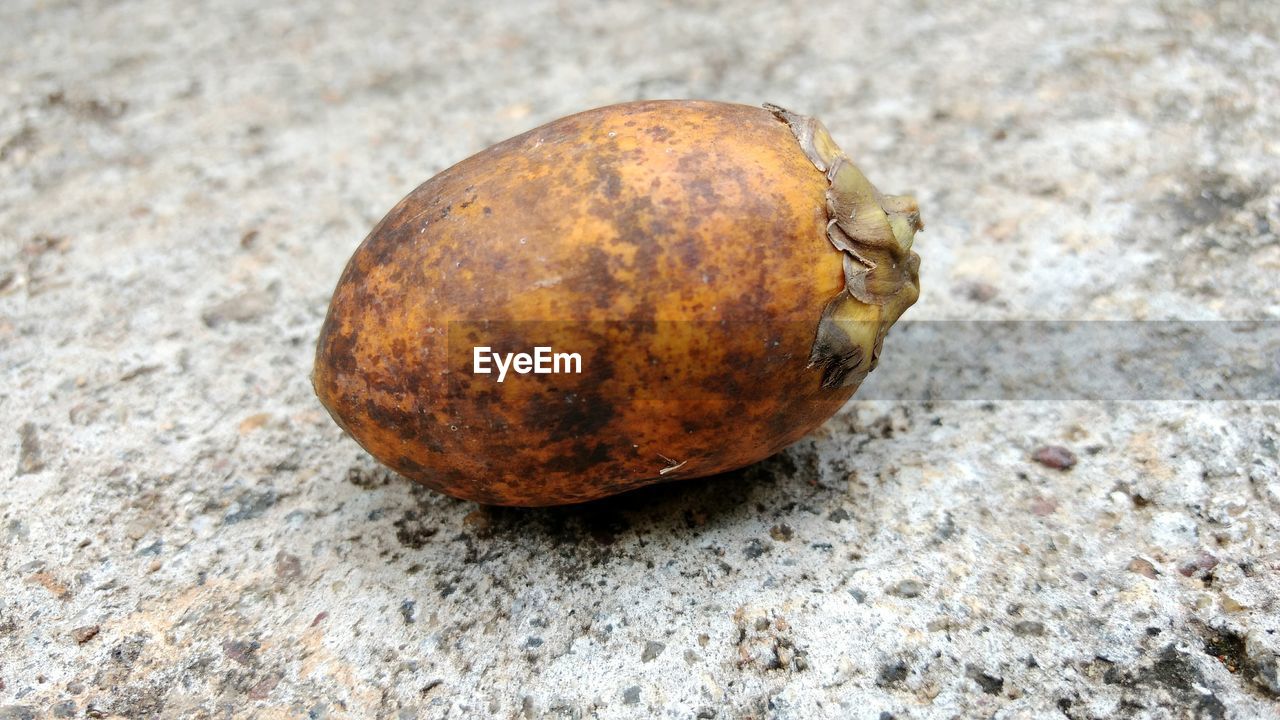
[1, 1, 1278, 719]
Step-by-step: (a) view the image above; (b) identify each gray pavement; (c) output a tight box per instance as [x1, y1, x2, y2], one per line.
[2, 1, 1278, 717]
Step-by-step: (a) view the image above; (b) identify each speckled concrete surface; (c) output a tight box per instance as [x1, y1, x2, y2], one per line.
[2, 1, 1279, 718]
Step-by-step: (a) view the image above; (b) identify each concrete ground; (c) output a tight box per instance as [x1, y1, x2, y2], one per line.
[2, 0, 1279, 718]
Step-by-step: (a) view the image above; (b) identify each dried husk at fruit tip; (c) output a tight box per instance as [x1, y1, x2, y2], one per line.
[764, 103, 923, 390]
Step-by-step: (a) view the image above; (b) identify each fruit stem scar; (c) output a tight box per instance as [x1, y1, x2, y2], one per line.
[764, 103, 923, 390]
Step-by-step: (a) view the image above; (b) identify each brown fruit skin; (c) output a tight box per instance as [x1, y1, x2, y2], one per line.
[314, 100, 862, 506]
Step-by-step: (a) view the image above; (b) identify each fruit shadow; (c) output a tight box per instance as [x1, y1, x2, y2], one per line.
[461, 450, 805, 547]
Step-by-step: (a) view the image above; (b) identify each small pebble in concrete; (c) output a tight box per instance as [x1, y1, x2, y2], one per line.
[889, 579, 924, 598]
[71, 625, 100, 644]
[641, 641, 665, 662]
[1032, 445, 1077, 470]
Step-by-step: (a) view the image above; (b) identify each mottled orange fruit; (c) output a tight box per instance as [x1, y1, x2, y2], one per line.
[314, 100, 913, 506]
